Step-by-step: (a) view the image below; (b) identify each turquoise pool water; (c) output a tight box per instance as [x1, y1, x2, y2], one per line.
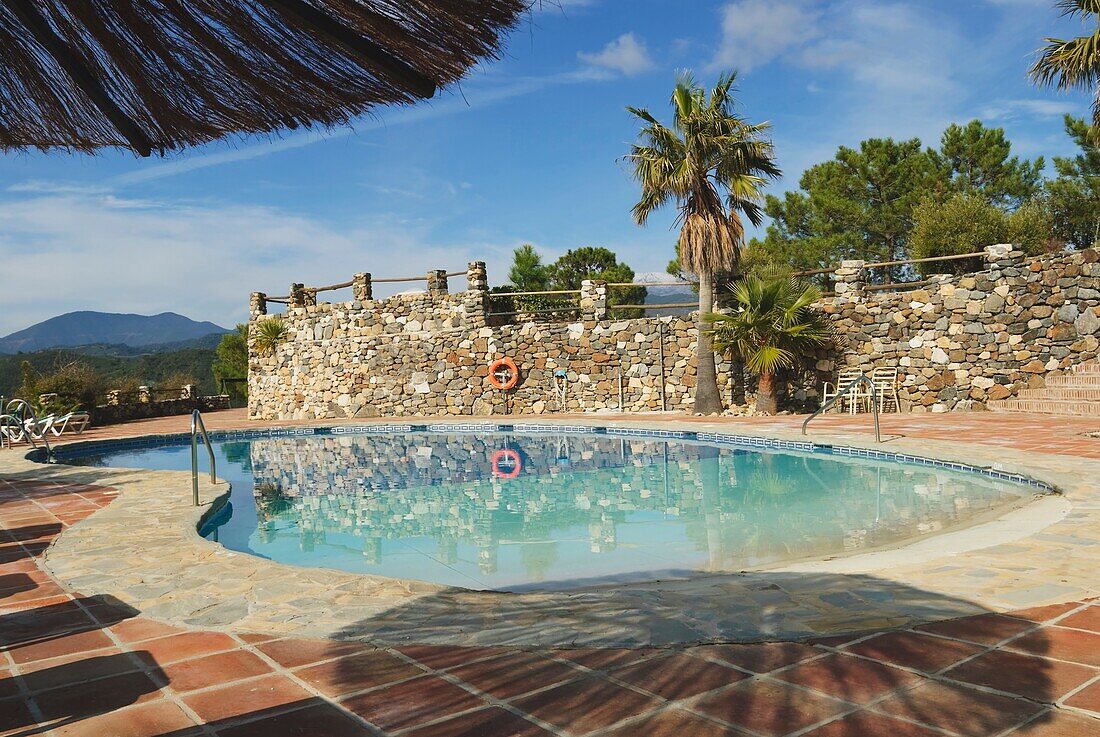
[64, 429, 1036, 591]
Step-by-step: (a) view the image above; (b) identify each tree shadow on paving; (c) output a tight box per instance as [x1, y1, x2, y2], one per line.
[3, 654, 169, 737]
[0, 524, 63, 543]
[0, 572, 40, 599]
[322, 573, 1065, 737]
[0, 594, 164, 737]
[0, 594, 137, 652]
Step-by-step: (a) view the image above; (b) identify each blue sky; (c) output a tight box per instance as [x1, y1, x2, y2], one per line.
[0, 0, 1092, 335]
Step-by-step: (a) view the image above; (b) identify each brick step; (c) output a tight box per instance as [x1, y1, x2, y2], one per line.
[1073, 361, 1100, 374]
[1017, 387, 1100, 400]
[1044, 374, 1100, 387]
[988, 399, 1100, 416]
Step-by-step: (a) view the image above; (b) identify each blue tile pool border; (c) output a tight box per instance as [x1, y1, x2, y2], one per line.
[40, 422, 1056, 494]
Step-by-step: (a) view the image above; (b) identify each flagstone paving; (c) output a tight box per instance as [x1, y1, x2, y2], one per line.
[1, 410, 1099, 734]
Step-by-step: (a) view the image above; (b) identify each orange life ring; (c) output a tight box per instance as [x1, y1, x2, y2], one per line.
[488, 357, 520, 390]
[491, 449, 522, 479]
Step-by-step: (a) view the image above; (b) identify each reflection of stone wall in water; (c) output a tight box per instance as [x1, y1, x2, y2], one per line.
[246, 435, 1024, 573]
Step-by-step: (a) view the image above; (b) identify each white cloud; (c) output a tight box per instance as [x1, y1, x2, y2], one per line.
[109, 69, 610, 187]
[981, 98, 1081, 121]
[578, 33, 655, 77]
[0, 192, 519, 335]
[708, 0, 821, 73]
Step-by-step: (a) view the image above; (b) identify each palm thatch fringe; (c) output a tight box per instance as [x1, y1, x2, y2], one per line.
[678, 210, 743, 275]
[0, 0, 527, 155]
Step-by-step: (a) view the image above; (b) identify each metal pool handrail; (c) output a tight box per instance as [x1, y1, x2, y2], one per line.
[191, 409, 216, 506]
[802, 374, 881, 443]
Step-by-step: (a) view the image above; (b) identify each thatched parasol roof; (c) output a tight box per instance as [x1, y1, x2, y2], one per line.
[0, 0, 527, 156]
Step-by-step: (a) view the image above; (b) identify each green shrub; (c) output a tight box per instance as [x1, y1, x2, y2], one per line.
[910, 194, 1006, 275]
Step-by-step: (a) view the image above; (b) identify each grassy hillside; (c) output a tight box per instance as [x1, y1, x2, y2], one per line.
[0, 348, 218, 401]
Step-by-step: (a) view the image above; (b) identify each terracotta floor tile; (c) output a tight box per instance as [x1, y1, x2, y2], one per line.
[396, 644, 504, 671]
[694, 642, 822, 673]
[293, 650, 422, 698]
[801, 711, 943, 737]
[945, 649, 1097, 702]
[1007, 627, 1100, 667]
[448, 651, 583, 700]
[1011, 710, 1100, 736]
[550, 648, 660, 672]
[215, 701, 367, 737]
[8, 627, 115, 664]
[1058, 605, 1100, 634]
[917, 614, 1037, 646]
[0, 673, 19, 700]
[108, 617, 187, 644]
[1008, 602, 1087, 624]
[236, 632, 278, 645]
[256, 637, 365, 669]
[775, 653, 922, 704]
[873, 679, 1043, 737]
[0, 696, 37, 735]
[401, 706, 551, 737]
[19, 651, 143, 694]
[1064, 679, 1100, 713]
[693, 679, 850, 737]
[33, 670, 164, 722]
[135, 631, 238, 665]
[49, 699, 196, 737]
[844, 631, 985, 673]
[509, 675, 662, 734]
[182, 674, 312, 722]
[603, 708, 743, 736]
[161, 649, 273, 693]
[611, 652, 747, 700]
[340, 674, 486, 731]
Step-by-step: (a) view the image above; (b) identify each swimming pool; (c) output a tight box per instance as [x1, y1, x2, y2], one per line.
[60, 426, 1042, 591]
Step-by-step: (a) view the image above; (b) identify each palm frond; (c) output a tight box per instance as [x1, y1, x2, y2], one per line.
[1055, 0, 1100, 18]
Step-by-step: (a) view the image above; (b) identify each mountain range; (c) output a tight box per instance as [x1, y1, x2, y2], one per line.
[0, 312, 230, 354]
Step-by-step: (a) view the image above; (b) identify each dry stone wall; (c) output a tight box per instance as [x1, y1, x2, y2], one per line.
[248, 247, 1100, 419]
[824, 245, 1100, 411]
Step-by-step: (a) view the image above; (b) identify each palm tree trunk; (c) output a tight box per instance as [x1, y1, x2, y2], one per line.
[694, 270, 724, 415]
[756, 371, 778, 415]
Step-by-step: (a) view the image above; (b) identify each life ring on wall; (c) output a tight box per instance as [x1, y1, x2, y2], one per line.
[491, 449, 523, 479]
[488, 357, 520, 390]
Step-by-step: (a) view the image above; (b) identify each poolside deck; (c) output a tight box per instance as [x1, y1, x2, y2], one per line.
[2, 410, 1099, 736]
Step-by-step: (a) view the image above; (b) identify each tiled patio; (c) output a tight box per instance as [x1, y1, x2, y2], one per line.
[3, 410, 1100, 735]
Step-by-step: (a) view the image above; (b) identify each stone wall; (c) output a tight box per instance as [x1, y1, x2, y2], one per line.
[824, 245, 1100, 411]
[92, 395, 231, 426]
[248, 246, 1100, 419]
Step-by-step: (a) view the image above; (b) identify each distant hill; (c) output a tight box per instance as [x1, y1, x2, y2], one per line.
[64, 333, 228, 357]
[0, 312, 230, 354]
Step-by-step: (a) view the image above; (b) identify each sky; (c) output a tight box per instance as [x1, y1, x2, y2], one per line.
[0, 0, 1093, 335]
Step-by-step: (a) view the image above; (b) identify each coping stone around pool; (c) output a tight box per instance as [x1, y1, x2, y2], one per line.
[23, 419, 1100, 648]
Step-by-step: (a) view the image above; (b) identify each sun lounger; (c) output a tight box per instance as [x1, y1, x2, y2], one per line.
[46, 411, 90, 436]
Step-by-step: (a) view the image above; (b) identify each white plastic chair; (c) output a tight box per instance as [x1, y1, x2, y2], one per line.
[871, 367, 901, 413]
[822, 369, 867, 414]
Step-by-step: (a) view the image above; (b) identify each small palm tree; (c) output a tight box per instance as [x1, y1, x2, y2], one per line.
[706, 276, 832, 415]
[628, 72, 780, 414]
[253, 317, 289, 355]
[1030, 0, 1100, 136]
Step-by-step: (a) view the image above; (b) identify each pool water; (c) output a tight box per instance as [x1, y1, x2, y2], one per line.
[65, 430, 1035, 591]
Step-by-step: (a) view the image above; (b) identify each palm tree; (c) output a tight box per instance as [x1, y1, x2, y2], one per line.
[706, 276, 832, 415]
[628, 72, 780, 414]
[1030, 0, 1100, 136]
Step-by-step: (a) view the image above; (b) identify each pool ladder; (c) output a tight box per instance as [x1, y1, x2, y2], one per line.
[802, 373, 882, 443]
[191, 409, 216, 506]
